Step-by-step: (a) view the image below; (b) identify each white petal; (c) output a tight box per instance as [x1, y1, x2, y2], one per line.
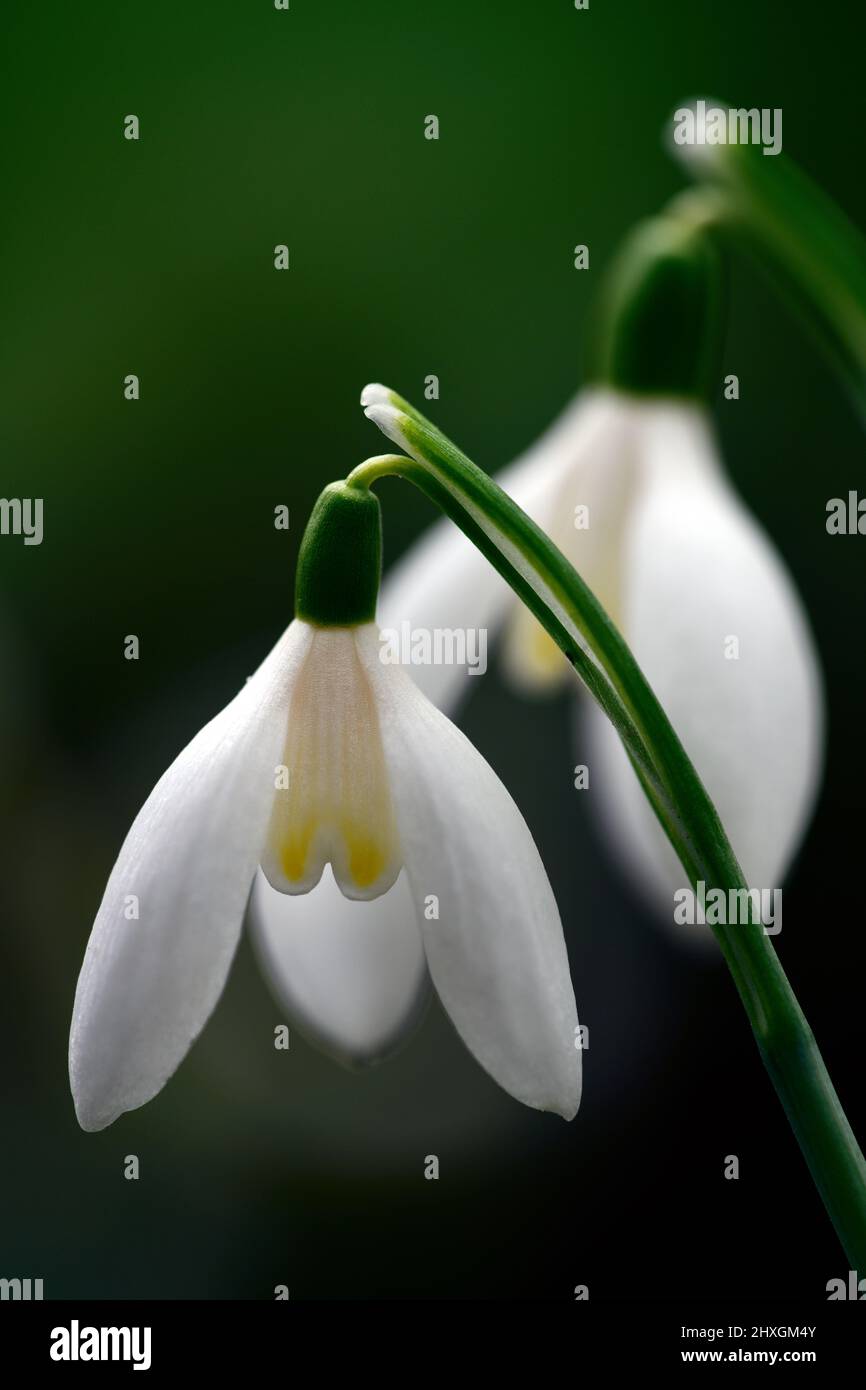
[375, 392, 604, 710]
[249, 866, 428, 1065]
[69, 621, 312, 1130]
[357, 629, 581, 1119]
[584, 402, 824, 941]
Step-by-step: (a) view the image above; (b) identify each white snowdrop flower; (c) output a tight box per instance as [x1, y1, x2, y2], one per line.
[366, 218, 824, 941]
[70, 483, 581, 1131]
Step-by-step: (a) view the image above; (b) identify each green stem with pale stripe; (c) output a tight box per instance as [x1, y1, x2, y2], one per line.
[350, 389, 866, 1273]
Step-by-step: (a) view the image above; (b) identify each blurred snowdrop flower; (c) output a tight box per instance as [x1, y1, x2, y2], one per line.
[70, 483, 581, 1131]
[368, 218, 823, 940]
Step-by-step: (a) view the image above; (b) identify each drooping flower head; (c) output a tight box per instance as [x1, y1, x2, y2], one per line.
[70, 479, 581, 1130]
[366, 216, 824, 941]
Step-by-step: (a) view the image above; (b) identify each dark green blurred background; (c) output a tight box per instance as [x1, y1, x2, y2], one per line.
[1, 0, 864, 1299]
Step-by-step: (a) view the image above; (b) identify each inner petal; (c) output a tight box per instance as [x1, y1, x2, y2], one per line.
[502, 483, 579, 694]
[261, 626, 402, 901]
[502, 414, 637, 693]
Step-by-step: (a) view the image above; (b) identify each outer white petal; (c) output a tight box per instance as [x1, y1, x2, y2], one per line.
[249, 866, 429, 1065]
[356, 628, 581, 1119]
[584, 402, 824, 941]
[70, 621, 312, 1131]
[374, 388, 619, 710]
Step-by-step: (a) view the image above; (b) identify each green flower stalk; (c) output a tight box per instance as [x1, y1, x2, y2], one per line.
[669, 97, 866, 416]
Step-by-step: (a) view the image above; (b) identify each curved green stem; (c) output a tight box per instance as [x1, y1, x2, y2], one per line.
[670, 116, 866, 418]
[355, 386, 866, 1272]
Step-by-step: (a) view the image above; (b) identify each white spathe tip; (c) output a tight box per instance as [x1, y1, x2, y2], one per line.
[360, 382, 391, 408]
[667, 96, 728, 174]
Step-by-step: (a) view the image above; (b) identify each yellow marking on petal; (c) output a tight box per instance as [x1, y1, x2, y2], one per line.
[504, 602, 569, 693]
[280, 820, 316, 883]
[529, 620, 567, 679]
[343, 822, 388, 890]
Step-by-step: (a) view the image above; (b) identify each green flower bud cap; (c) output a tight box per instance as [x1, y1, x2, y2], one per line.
[295, 481, 382, 626]
[587, 214, 723, 400]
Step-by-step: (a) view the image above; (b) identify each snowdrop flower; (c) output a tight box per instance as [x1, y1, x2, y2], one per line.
[70, 482, 581, 1131]
[367, 217, 824, 940]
